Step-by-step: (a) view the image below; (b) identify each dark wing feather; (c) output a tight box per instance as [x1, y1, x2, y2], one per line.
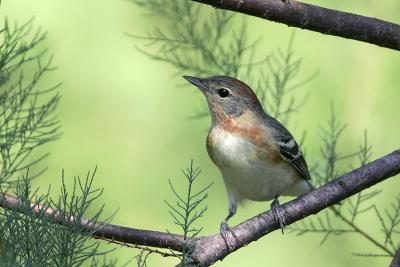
[266, 116, 311, 180]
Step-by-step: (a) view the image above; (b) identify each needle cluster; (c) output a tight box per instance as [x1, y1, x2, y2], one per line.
[0, 17, 116, 266]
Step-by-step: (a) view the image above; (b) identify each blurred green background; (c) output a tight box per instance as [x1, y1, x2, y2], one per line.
[1, 0, 400, 266]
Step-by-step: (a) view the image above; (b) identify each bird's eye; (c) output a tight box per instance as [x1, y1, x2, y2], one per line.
[217, 88, 230, 98]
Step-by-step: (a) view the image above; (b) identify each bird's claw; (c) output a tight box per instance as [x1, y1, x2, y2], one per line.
[220, 220, 238, 251]
[271, 197, 286, 234]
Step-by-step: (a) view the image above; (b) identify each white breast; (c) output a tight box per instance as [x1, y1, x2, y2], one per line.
[208, 128, 307, 202]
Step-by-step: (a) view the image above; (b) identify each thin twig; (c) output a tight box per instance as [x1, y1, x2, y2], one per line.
[330, 206, 393, 256]
[95, 235, 180, 258]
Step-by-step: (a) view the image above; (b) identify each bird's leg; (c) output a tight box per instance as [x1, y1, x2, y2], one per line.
[220, 202, 238, 251]
[271, 195, 286, 234]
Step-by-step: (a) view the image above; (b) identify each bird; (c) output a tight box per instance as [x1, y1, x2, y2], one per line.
[183, 75, 313, 243]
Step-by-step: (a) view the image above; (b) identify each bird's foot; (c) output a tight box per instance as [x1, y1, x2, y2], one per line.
[220, 220, 238, 252]
[271, 197, 286, 234]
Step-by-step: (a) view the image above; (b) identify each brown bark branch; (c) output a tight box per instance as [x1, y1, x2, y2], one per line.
[391, 248, 400, 267]
[190, 0, 400, 51]
[0, 193, 184, 252]
[0, 149, 399, 266]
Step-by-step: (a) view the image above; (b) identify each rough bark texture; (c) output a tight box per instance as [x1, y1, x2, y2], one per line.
[391, 248, 400, 267]
[191, 0, 400, 51]
[0, 150, 399, 266]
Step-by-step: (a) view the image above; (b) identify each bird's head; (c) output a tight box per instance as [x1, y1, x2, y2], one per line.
[183, 75, 263, 124]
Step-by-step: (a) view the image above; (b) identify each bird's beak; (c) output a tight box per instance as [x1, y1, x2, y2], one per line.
[183, 76, 208, 92]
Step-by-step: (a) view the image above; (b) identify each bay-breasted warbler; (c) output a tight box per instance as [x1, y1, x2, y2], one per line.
[184, 75, 313, 239]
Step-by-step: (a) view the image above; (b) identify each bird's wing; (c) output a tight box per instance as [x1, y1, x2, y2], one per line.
[266, 116, 311, 180]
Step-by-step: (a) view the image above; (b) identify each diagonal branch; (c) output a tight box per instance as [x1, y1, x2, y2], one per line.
[0, 193, 184, 251]
[188, 149, 400, 265]
[0, 149, 399, 266]
[190, 0, 400, 51]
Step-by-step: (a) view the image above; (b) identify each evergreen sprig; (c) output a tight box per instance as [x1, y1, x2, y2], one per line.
[0, 169, 115, 266]
[132, 0, 400, 264]
[0, 16, 117, 266]
[165, 160, 213, 265]
[131, 0, 313, 265]
[290, 107, 399, 258]
[0, 18, 61, 186]
[130, 0, 314, 123]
